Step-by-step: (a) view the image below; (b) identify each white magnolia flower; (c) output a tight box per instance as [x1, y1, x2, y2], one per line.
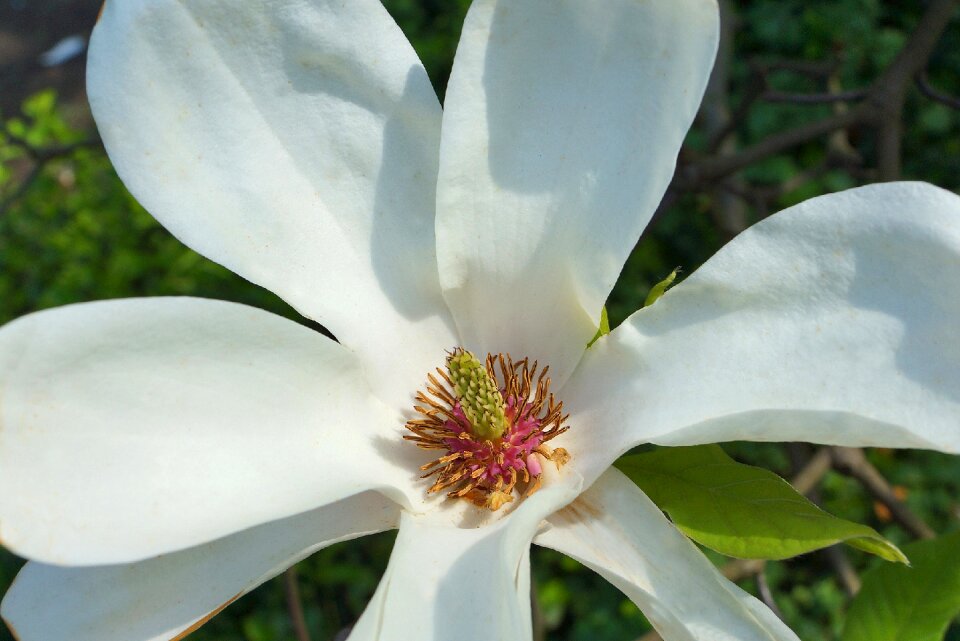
[1, 0, 959, 639]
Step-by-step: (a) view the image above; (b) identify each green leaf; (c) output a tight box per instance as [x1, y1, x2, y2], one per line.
[842, 532, 960, 641]
[615, 445, 907, 563]
[586, 306, 610, 348]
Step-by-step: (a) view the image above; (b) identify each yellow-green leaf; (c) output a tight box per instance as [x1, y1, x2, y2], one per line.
[616, 445, 907, 563]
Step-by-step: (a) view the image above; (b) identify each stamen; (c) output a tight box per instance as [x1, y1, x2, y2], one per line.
[403, 349, 572, 511]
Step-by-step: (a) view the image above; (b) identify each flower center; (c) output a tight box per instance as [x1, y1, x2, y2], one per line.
[404, 348, 570, 511]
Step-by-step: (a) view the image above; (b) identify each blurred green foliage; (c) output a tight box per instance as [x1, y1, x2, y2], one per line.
[1, 1, 959, 640]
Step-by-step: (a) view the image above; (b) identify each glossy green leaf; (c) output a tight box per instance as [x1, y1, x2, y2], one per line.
[616, 445, 907, 563]
[842, 532, 960, 641]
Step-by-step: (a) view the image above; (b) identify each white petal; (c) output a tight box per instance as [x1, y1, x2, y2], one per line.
[436, 0, 719, 383]
[87, 0, 457, 409]
[1, 492, 399, 641]
[348, 476, 583, 641]
[560, 182, 960, 478]
[0, 298, 418, 565]
[535, 469, 799, 641]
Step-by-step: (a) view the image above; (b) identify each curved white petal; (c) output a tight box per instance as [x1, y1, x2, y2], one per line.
[436, 0, 719, 383]
[560, 182, 960, 481]
[348, 474, 583, 641]
[535, 469, 799, 641]
[88, 0, 456, 409]
[0, 298, 418, 565]
[1, 491, 399, 641]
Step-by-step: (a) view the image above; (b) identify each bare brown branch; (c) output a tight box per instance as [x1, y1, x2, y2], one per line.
[283, 566, 312, 641]
[676, 0, 958, 190]
[0, 133, 101, 216]
[917, 70, 960, 109]
[761, 89, 868, 105]
[830, 447, 936, 540]
[682, 108, 863, 187]
[825, 545, 862, 597]
[756, 567, 785, 620]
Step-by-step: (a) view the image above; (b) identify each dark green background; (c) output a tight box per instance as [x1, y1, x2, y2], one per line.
[1, 1, 958, 639]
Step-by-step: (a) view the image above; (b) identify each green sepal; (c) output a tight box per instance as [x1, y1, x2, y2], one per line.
[587, 306, 610, 348]
[616, 445, 908, 563]
[644, 267, 680, 307]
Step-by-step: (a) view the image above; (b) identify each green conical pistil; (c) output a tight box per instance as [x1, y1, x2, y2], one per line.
[447, 349, 507, 440]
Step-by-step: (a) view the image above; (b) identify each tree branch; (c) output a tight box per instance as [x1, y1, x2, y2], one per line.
[0, 133, 101, 217]
[761, 88, 868, 105]
[4, 132, 101, 163]
[917, 70, 960, 109]
[676, 0, 958, 189]
[869, 0, 958, 96]
[756, 567, 785, 620]
[0, 163, 44, 216]
[830, 447, 936, 540]
[681, 108, 863, 186]
[283, 566, 312, 641]
[701, 0, 750, 238]
[862, 0, 956, 180]
[825, 545, 862, 597]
